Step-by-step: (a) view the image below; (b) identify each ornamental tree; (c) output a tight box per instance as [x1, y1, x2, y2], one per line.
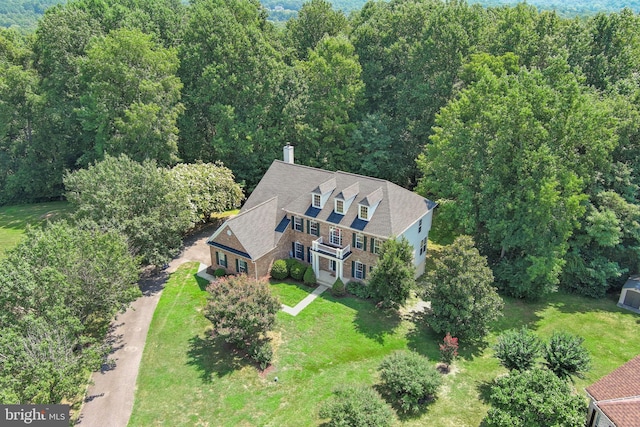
[205, 275, 280, 365]
[425, 235, 503, 340]
[439, 333, 459, 367]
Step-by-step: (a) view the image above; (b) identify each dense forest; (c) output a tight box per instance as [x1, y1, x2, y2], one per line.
[2, 0, 640, 27]
[2, 0, 640, 301]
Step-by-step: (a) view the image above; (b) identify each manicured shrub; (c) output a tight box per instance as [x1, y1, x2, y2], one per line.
[346, 280, 372, 299]
[319, 385, 394, 427]
[249, 340, 273, 371]
[332, 277, 346, 296]
[439, 333, 459, 366]
[493, 327, 542, 371]
[285, 258, 297, 274]
[544, 331, 591, 380]
[270, 259, 288, 280]
[303, 266, 316, 286]
[290, 260, 306, 281]
[214, 268, 226, 277]
[378, 351, 442, 413]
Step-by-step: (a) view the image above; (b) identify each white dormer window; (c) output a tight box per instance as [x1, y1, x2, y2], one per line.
[335, 199, 344, 214]
[312, 194, 321, 208]
[359, 205, 369, 221]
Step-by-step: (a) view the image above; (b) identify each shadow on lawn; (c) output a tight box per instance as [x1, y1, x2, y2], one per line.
[186, 334, 251, 383]
[405, 310, 489, 361]
[329, 295, 402, 344]
[373, 384, 437, 421]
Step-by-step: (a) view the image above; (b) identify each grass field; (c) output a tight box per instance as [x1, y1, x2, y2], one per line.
[0, 201, 71, 257]
[129, 263, 640, 426]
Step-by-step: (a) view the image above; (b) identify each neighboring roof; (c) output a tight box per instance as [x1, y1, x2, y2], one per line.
[622, 276, 640, 291]
[243, 160, 435, 238]
[597, 399, 640, 427]
[586, 354, 640, 427]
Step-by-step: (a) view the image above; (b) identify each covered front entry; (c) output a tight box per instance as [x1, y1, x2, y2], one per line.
[311, 237, 351, 286]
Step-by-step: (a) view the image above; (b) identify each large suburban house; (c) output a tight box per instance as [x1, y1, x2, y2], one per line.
[207, 145, 437, 285]
[586, 354, 640, 427]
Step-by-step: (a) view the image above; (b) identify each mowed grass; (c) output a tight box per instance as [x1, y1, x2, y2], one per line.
[130, 263, 640, 426]
[0, 201, 71, 257]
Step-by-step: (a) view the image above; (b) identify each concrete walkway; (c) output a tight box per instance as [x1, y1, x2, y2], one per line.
[76, 225, 216, 427]
[281, 284, 330, 316]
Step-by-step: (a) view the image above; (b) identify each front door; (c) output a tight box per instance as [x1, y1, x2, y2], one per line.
[329, 259, 337, 273]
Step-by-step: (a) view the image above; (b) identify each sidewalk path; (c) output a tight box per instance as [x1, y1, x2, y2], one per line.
[281, 284, 330, 316]
[76, 225, 216, 427]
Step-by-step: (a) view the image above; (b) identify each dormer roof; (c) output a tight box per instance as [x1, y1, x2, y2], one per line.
[360, 188, 383, 207]
[336, 183, 359, 201]
[312, 178, 336, 195]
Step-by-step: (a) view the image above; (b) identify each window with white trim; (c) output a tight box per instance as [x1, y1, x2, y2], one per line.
[335, 199, 344, 214]
[238, 259, 248, 273]
[294, 216, 303, 232]
[312, 194, 321, 208]
[218, 252, 227, 268]
[295, 242, 304, 260]
[371, 238, 381, 255]
[329, 259, 337, 271]
[420, 237, 427, 255]
[330, 227, 343, 246]
[359, 205, 369, 220]
[309, 220, 319, 236]
[354, 261, 365, 280]
[418, 219, 423, 233]
[355, 233, 364, 250]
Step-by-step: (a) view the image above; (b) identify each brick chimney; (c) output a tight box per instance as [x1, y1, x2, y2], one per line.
[283, 144, 294, 164]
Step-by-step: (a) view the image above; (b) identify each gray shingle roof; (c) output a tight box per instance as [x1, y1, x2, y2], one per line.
[217, 160, 435, 259]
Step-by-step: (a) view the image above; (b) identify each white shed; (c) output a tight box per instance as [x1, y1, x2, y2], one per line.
[618, 276, 640, 314]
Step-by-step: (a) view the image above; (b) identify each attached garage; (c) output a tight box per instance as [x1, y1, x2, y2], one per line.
[618, 276, 640, 314]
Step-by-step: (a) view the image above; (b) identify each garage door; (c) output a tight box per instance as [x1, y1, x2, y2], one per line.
[624, 290, 640, 309]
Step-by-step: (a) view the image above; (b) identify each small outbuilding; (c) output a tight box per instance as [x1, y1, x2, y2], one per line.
[618, 276, 640, 314]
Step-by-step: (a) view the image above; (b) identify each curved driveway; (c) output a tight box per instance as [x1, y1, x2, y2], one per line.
[76, 225, 216, 427]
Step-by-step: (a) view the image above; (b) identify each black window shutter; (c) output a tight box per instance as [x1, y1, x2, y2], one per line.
[306, 219, 310, 234]
[235, 258, 239, 272]
[363, 265, 366, 279]
[371, 238, 375, 253]
[307, 248, 311, 262]
[292, 242, 295, 255]
[316, 223, 320, 236]
[352, 233, 356, 247]
[215, 252, 220, 265]
[291, 216, 295, 229]
[363, 237, 367, 251]
[351, 261, 355, 278]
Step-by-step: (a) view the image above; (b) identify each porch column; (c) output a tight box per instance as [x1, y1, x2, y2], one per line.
[337, 260, 344, 282]
[312, 252, 319, 276]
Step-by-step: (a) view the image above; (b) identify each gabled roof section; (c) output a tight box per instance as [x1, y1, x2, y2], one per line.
[336, 183, 359, 200]
[312, 178, 336, 195]
[587, 355, 640, 402]
[240, 160, 435, 238]
[210, 197, 281, 260]
[360, 188, 383, 207]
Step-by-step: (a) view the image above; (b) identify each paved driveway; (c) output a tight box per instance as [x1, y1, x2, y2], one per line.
[76, 225, 216, 427]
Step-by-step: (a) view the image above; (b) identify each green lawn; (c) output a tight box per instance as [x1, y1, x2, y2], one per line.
[0, 201, 71, 257]
[129, 263, 640, 426]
